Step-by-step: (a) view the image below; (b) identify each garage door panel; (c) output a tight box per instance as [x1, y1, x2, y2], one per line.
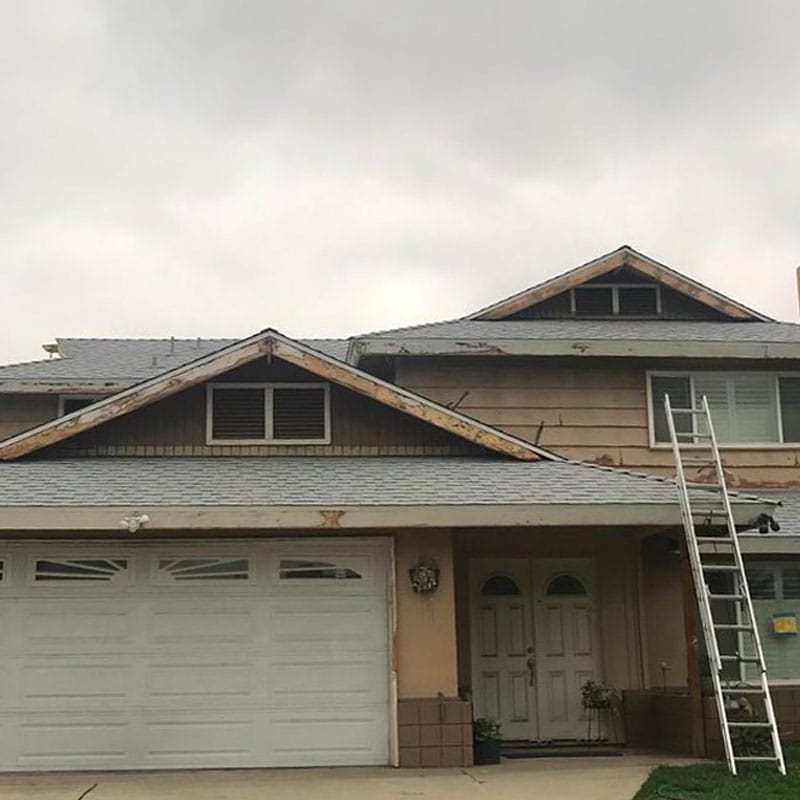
[145, 661, 255, 701]
[21, 660, 134, 706]
[146, 606, 257, 644]
[270, 656, 387, 706]
[21, 604, 135, 650]
[142, 713, 256, 766]
[268, 712, 386, 766]
[270, 603, 384, 644]
[16, 717, 132, 769]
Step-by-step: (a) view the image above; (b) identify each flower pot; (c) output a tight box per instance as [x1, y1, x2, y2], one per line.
[473, 739, 502, 765]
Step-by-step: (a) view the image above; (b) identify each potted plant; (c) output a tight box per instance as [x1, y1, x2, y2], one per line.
[581, 680, 621, 742]
[472, 717, 502, 765]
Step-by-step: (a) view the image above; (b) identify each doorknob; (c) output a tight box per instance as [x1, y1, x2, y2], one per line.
[526, 653, 536, 687]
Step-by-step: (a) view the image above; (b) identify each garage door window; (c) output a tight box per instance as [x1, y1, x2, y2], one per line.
[0, 559, 4, 582]
[279, 558, 363, 580]
[34, 558, 129, 583]
[156, 557, 251, 583]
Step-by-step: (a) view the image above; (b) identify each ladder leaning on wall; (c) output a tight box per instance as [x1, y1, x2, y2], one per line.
[664, 394, 786, 776]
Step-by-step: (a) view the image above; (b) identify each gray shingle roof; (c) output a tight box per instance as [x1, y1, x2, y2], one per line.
[0, 456, 770, 508]
[0, 337, 350, 388]
[361, 319, 800, 344]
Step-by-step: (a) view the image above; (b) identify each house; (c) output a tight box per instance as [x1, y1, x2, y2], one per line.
[0, 245, 798, 772]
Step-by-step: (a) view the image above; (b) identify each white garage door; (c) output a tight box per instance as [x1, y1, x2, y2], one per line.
[0, 538, 391, 771]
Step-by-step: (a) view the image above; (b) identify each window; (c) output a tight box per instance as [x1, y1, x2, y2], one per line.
[157, 557, 251, 583]
[480, 575, 520, 596]
[745, 564, 800, 601]
[206, 383, 330, 444]
[58, 395, 101, 416]
[572, 284, 660, 317]
[279, 558, 362, 580]
[649, 372, 800, 445]
[34, 558, 129, 583]
[546, 574, 587, 596]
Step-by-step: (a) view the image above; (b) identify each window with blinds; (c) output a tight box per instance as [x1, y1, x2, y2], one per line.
[207, 383, 330, 444]
[650, 372, 800, 445]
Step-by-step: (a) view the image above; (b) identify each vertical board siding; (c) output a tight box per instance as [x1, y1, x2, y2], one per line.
[42, 358, 483, 458]
[396, 357, 800, 488]
[0, 394, 59, 440]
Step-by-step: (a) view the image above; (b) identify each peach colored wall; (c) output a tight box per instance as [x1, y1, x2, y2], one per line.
[641, 537, 688, 687]
[395, 529, 459, 698]
[453, 528, 650, 694]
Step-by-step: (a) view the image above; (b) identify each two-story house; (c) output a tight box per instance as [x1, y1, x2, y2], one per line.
[0, 245, 797, 772]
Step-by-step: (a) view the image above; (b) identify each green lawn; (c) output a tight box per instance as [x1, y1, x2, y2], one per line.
[633, 746, 800, 800]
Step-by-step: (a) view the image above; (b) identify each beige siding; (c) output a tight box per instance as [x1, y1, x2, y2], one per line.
[396, 356, 800, 488]
[0, 394, 59, 441]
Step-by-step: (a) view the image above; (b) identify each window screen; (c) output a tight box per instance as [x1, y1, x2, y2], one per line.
[779, 377, 800, 443]
[745, 567, 776, 600]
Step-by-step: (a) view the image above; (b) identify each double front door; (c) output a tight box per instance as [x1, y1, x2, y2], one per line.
[469, 558, 600, 741]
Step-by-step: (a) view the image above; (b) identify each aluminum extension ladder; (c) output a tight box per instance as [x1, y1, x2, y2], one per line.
[664, 394, 785, 775]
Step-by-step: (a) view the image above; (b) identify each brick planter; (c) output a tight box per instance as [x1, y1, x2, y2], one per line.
[398, 698, 473, 767]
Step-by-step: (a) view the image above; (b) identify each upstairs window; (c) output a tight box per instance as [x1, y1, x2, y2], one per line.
[649, 372, 800, 445]
[206, 383, 330, 445]
[572, 285, 660, 317]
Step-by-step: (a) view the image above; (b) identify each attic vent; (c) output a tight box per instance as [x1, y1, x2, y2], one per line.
[574, 287, 613, 316]
[207, 383, 330, 444]
[273, 387, 327, 440]
[572, 284, 660, 317]
[211, 387, 266, 441]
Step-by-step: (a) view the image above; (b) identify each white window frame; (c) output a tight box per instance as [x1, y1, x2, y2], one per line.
[647, 370, 800, 449]
[57, 394, 102, 416]
[205, 382, 331, 446]
[745, 562, 800, 602]
[571, 284, 662, 317]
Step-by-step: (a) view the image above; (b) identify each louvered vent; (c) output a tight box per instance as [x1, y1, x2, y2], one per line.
[618, 286, 658, 316]
[273, 387, 327, 440]
[573, 287, 613, 315]
[212, 387, 266, 440]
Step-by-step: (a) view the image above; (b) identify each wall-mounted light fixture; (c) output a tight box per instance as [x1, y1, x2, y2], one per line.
[409, 560, 440, 594]
[119, 513, 150, 533]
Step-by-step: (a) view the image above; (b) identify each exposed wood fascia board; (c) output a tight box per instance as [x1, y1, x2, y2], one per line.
[352, 338, 800, 361]
[0, 336, 273, 460]
[0, 330, 550, 462]
[466, 246, 771, 322]
[0, 502, 774, 531]
[0, 383, 128, 394]
[270, 336, 548, 461]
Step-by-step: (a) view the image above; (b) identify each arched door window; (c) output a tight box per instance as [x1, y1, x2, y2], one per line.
[545, 574, 587, 596]
[480, 575, 520, 596]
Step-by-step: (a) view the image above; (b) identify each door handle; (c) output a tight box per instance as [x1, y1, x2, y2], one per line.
[526, 655, 536, 687]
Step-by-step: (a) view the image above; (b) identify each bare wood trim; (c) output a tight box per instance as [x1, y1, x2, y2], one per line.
[0, 332, 549, 462]
[0, 501, 775, 531]
[467, 246, 770, 322]
[353, 338, 800, 361]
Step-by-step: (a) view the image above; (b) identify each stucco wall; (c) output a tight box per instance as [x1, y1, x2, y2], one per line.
[394, 529, 459, 698]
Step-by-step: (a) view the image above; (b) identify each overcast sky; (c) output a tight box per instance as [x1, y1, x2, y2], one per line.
[2, 1, 800, 364]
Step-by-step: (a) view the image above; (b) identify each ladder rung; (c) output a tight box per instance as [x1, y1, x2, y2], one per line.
[728, 722, 772, 728]
[696, 536, 735, 544]
[670, 407, 707, 414]
[701, 564, 740, 572]
[721, 688, 764, 695]
[675, 431, 713, 439]
[686, 482, 724, 490]
[734, 756, 778, 762]
[720, 656, 761, 663]
[714, 624, 754, 632]
[709, 594, 745, 600]
[682, 457, 717, 465]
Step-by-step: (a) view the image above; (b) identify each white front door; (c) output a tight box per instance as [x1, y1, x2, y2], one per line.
[470, 558, 600, 742]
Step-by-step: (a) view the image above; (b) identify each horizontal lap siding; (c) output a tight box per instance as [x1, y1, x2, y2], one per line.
[396, 357, 800, 488]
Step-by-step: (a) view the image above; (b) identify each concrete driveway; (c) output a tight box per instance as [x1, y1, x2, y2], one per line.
[0, 754, 695, 800]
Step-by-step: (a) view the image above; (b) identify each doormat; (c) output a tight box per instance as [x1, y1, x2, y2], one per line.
[501, 741, 623, 759]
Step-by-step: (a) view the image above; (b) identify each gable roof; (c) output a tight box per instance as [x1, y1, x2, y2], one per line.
[0, 337, 349, 393]
[0, 330, 554, 463]
[465, 245, 773, 322]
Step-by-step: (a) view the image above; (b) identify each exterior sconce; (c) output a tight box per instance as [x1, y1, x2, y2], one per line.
[119, 513, 150, 533]
[409, 560, 440, 594]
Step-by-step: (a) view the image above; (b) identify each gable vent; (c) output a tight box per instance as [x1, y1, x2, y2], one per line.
[273, 387, 327, 440]
[211, 387, 266, 440]
[574, 287, 613, 316]
[618, 286, 658, 316]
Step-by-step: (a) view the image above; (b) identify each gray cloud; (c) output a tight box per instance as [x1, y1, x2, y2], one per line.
[2, 1, 800, 364]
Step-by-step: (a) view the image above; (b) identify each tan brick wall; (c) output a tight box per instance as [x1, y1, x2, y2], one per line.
[398, 698, 473, 767]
